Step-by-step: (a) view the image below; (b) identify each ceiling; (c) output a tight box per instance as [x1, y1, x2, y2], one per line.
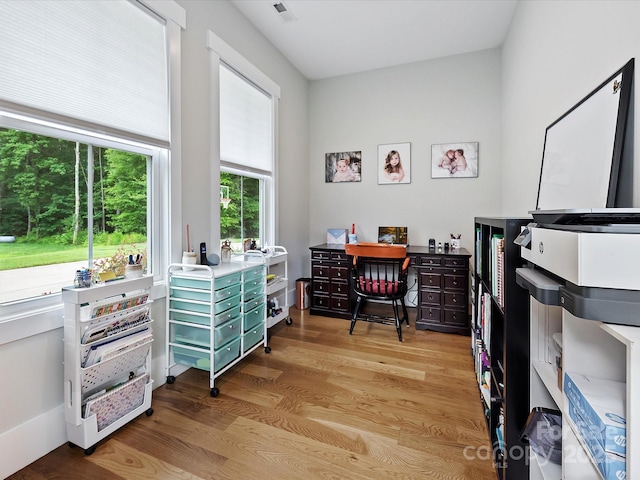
[230, 0, 519, 80]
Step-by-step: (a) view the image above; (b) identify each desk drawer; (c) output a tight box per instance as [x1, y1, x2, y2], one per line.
[213, 283, 241, 302]
[312, 279, 330, 294]
[331, 296, 350, 312]
[443, 309, 467, 327]
[214, 337, 241, 373]
[419, 256, 443, 267]
[420, 289, 441, 306]
[330, 266, 349, 281]
[312, 293, 330, 309]
[444, 257, 467, 268]
[444, 274, 466, 291]
[330, 281, 349, 297]
[420, 272, 443, 289]
[418, 305, 441, 323]
[443, 291, 466, 309]
[312, 264, 331, 278]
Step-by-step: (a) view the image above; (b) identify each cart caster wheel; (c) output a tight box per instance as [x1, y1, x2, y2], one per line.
[264, 346, 272, 354]
[210, 387, 219, 397]
[145, 408, 154, 416]
[84, 445, 96, 456]
[166, 375, 175, 384]
[286, 317, 293, 325]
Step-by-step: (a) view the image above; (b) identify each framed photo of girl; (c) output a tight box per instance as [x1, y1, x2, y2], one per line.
[431, 142, 479, 178]
[378, 142, 411, 184]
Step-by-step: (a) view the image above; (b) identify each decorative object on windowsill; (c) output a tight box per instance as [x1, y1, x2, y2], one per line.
[220, 185, 231, 209]
[221, 240, 233, 263]
[74, 268, 92, 288]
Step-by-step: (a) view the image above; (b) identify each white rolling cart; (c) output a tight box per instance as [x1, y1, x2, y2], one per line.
[166, 251, 269, 397]
[62, 275, 154, 455]
[265, 246, 292, 329]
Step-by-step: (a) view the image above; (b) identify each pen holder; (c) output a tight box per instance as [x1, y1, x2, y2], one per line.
[348, 233, 358, 244]
[125, 264, 143, 278]
[182, 251, 197, 270]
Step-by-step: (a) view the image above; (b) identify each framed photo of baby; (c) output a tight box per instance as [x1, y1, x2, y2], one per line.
[378, 142, 411, 184]
[431, 142, 479, 178]
[325, 151, 362, 183]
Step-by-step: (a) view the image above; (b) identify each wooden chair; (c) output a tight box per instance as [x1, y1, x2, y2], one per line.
[344, 242, 410, 341]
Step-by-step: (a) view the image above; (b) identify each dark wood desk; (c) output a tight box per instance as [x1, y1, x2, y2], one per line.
[309, 244, 471, 334]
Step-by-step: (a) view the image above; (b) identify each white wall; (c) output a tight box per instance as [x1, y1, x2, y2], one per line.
[0, 1, 309, 477]
[501, 0, 640, 215]
[309, 49, 503, 252]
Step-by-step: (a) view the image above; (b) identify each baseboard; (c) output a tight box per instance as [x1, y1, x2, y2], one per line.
[0, 404, 67, 479]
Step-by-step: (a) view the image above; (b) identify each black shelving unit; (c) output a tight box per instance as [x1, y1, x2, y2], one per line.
[473, 217, 531, 480]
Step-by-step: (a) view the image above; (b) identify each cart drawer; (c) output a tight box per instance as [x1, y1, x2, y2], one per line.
[214, 272, 242, 290]
[170, 299, 210, 315]
[244, 303, 265, 332]
[172, 346, 211, 371]
[170, 310, 210, 326]
[214, 293, 241, 315]
[244, 266, 264, 284]
[243, 322, 264, 352]
[214, 303, 241, 327]
[170, 287, 211, 302]
[172, 322, 211, 348]
[213, 283, 241, 302]
[214, 337, 241, 373]
[244, 295, 264, 313]
[244, 282, 264, 302]
[214, 316, 242, 346]
[171, 277, 211, 290]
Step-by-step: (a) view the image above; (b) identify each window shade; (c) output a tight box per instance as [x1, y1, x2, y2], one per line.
[0, 0, 169, 144]
[220, 64, 273, 173]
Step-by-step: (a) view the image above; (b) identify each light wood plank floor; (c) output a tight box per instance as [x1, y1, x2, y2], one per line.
[8, 309, 497, 480]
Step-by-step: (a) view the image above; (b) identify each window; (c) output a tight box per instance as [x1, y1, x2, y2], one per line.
[208, 32, 280, 251]
[0, 118, 162, 305]
[0, 1, 184, 322]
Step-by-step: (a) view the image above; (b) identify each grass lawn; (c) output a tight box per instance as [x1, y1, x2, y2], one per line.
[0, 243, 140, 270]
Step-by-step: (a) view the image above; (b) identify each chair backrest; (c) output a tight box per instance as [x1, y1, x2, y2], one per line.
[345, 243, 410, 298]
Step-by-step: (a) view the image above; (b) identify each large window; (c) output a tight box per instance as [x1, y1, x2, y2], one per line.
[0, 120, 161, 305]
[209, 33, 280, 251]
[0, 0, 184, 318]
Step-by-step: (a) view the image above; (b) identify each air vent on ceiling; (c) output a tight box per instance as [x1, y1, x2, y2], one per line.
[273, 2, 297, 23]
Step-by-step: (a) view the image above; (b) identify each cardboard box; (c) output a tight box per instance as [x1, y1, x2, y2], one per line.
[564, 372, 626, 457]
[567, 400, 626, 480]
[327, 229, 348, 245]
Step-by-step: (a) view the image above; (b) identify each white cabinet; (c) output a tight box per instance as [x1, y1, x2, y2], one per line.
[529, 295, 639, 480]
[265, 246, 292, 329]
[62, 276, 154, 455]
[166, 254, 268, 397]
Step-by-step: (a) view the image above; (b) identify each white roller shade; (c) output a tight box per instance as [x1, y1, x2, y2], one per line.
[220, 64, 273, 173]
[0, 0, 169, 144]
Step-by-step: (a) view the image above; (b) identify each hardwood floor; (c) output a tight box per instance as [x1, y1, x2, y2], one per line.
[8, 309, 497, 480]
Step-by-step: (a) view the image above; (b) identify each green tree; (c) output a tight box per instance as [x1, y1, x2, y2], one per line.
[103, 149, 147, 234]
[0, 129, 76, 238]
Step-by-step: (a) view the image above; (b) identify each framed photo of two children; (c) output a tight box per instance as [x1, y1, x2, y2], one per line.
[431, 142, 479, 178]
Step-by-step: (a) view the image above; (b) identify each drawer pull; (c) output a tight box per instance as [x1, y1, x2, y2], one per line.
[453, 298, 457, 303]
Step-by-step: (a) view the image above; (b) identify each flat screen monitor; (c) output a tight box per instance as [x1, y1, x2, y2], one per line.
[535, 59, 634, 211]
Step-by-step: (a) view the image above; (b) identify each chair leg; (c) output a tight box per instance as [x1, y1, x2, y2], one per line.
[350, 297, 362, 335]
[392, 300, 402, 342]
[401, 298, 409, 326]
